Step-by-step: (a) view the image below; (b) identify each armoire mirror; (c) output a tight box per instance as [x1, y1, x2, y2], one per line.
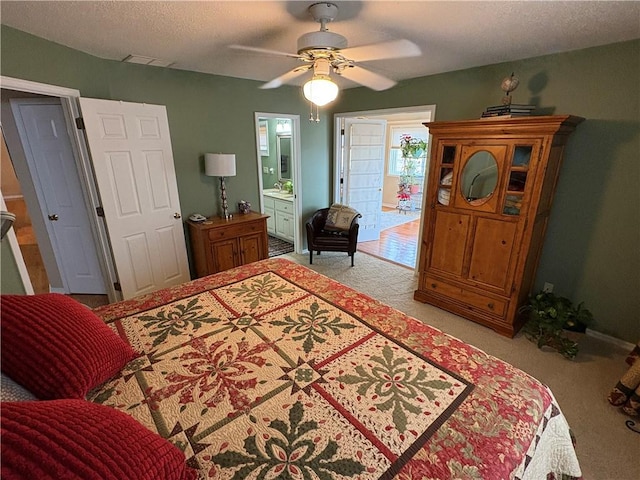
[277, 134, 292, 180]
[461, 150, 498, 205]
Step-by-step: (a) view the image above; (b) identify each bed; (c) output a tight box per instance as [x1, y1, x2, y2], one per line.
[1, 258, 581, 479]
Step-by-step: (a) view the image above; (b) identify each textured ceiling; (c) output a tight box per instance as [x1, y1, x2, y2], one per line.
[2, 1, 639, 90]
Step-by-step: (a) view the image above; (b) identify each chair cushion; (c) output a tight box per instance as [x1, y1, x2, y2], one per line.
[0, 293, 137, 400]
[324, 203, 359, 231]
[1, 399, 196, 480]
[314, 236, 351, 247]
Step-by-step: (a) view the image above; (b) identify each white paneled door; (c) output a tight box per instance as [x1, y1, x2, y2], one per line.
[343, 119, 387, 242]
[10, 98, 107, 294]
[79, 98, 189, 299]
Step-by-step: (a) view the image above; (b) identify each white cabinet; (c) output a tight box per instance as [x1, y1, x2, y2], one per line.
[263, 194, 294, 242]
[274, 198, 294, 242]
[263, 197, 276, 235]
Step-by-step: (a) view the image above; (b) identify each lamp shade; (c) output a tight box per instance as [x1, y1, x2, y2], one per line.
[204, 153, 236, 177]
[303, 77, 339, 107]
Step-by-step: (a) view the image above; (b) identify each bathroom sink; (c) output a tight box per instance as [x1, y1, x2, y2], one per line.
[263, 189, 293, 199]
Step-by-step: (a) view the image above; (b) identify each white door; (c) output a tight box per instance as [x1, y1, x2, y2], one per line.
[10, 98, 107, 294]
[343, 119, 387, 242]
[79, 98, 189, 299]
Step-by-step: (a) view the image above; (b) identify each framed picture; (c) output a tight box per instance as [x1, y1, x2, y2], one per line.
[258, 120, 269, 156]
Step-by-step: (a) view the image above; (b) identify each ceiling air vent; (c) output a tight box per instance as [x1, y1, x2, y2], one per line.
[122, 55, 173, 68]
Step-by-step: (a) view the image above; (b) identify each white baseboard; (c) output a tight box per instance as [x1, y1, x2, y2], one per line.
[585, 328, 635, 351]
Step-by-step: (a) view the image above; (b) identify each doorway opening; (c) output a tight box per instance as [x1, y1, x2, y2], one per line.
[1, 82, 112, 306]
[254, 113, 303, 256]
[333, 105, 436, 269]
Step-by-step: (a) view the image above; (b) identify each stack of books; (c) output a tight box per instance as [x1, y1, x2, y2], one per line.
[481, 104, 535, 118]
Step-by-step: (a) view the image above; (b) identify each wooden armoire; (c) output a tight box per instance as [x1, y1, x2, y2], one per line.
[414, 115, 584, 337]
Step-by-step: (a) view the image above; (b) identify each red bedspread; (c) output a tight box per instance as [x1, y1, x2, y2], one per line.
[91, 258, 580, 479]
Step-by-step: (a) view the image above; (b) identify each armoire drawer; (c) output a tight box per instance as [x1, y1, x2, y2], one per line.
[422, 275, 507, 317]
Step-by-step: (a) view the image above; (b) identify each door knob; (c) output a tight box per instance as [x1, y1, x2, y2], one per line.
[48, 214, 59, 221]
[174, 212, 181, 219]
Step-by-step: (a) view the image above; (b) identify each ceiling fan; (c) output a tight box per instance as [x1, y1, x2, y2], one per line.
[230, 2, 421, 106]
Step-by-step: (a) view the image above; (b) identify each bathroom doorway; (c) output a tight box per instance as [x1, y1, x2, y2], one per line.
[254, 113, 302, 255]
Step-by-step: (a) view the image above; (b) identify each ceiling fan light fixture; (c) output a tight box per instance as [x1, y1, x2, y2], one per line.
[303, 76, 339, 106]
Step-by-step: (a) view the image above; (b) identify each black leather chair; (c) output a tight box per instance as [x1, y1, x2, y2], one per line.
[305, 208, 362, 266]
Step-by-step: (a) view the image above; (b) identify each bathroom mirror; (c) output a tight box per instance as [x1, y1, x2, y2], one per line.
[460, 151, 498, 205]
[258, 117, 293, 188]
[277, 134, 292, 180]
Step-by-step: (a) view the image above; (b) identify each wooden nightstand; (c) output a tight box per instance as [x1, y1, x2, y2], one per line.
[187, 212, 269, 277]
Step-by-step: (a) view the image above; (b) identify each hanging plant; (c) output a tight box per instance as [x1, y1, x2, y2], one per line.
[519, 291, 594, 359]
[400, 134, 427, 159]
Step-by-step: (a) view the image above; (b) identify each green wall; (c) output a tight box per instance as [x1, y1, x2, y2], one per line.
[1, 25, 637, 343]
[0, 27, 332, 218]
[333, 40, 640, 343]
[1, 240, 26, 294]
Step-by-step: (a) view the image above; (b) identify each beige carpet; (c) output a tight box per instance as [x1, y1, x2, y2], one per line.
[282, 251, 639, 480]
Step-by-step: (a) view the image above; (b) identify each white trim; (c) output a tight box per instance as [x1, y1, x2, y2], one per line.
[585, 328, 635, 352]
[1, 76, 80, 98]
[1, 190, 34, 294]
[335, 104, 438, 119]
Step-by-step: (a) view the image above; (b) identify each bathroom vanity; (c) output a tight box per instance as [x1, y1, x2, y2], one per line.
[262, 189, 294, 242]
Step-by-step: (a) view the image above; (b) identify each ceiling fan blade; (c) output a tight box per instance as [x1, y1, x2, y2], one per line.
[229, 44, 301, 59]
[260, 66, 311, 89]
[340, 39, 421, 62]
[339, 65, 396, 91]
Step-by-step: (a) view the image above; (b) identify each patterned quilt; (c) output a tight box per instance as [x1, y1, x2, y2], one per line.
[90, 258, 581, 479]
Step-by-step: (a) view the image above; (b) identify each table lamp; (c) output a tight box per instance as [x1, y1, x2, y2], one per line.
[205, 153, 236, 220]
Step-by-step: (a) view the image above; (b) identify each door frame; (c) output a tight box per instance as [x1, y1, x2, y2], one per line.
[333, 105, 437, 270]
[1, 75, 118, 301]
[254, 112, 303, 254]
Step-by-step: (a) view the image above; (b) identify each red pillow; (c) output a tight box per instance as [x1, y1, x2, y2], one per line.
[1, 399, 197, 480]
[0, 294, 136, 399]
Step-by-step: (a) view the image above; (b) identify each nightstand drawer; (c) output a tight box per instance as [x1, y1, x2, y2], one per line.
[207, 221, 261, 241]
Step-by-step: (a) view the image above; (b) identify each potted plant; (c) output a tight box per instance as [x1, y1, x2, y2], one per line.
[399, 158, 417, 190]
[399, 135, 426, 193]
[400, 134, 427, 159]
[519, 291, 594, 359]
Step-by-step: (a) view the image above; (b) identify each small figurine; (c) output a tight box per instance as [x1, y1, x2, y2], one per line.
[238, 200, 251, 214]
[501, 72, 520, 105]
